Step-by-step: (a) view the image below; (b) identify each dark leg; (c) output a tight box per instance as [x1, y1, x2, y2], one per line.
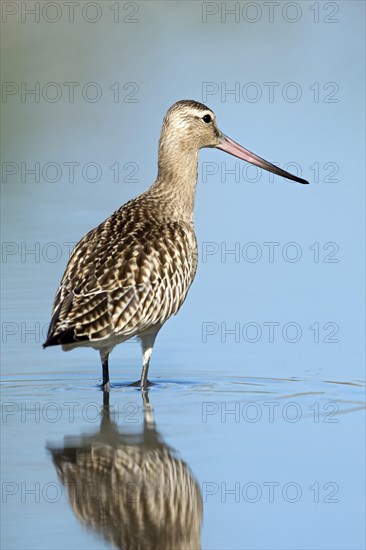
[100, 350, 110, 392]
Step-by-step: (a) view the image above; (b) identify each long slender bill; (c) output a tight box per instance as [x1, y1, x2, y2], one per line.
[217, 133, 309, 184]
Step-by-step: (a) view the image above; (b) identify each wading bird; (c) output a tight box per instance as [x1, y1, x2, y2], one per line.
[44, 100, 308, 390]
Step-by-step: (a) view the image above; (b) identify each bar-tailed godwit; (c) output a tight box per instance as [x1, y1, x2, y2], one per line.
[44, 100, 308, 390]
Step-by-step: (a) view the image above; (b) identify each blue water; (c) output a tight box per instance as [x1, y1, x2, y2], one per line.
[1, 2, 365, 549]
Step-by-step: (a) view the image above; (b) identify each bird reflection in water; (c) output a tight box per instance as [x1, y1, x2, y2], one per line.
[48, 392, 202, 550]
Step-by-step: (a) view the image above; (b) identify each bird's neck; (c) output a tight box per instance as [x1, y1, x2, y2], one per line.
[148, 141, 199, 223]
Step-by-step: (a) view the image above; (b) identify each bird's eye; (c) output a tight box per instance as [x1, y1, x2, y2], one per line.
[202, 114, 212, 123]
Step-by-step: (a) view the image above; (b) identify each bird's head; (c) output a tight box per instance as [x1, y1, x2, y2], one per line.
[160, 99, 308, 184]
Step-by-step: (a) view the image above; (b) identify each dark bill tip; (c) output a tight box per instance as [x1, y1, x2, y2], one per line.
[217, 132, 309, 185]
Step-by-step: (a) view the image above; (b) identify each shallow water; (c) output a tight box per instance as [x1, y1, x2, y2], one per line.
[2, 363, 365, 549]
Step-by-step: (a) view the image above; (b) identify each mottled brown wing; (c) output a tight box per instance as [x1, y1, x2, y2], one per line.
[44, 209, 197, 347]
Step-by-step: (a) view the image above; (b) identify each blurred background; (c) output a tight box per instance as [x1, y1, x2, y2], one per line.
[1, 2, 365, 549]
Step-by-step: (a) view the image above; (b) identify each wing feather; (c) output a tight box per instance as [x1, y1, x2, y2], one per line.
[44, 199, 198, 347]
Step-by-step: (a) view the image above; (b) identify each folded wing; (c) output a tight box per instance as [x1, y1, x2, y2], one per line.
[44, 208, 197, 347]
